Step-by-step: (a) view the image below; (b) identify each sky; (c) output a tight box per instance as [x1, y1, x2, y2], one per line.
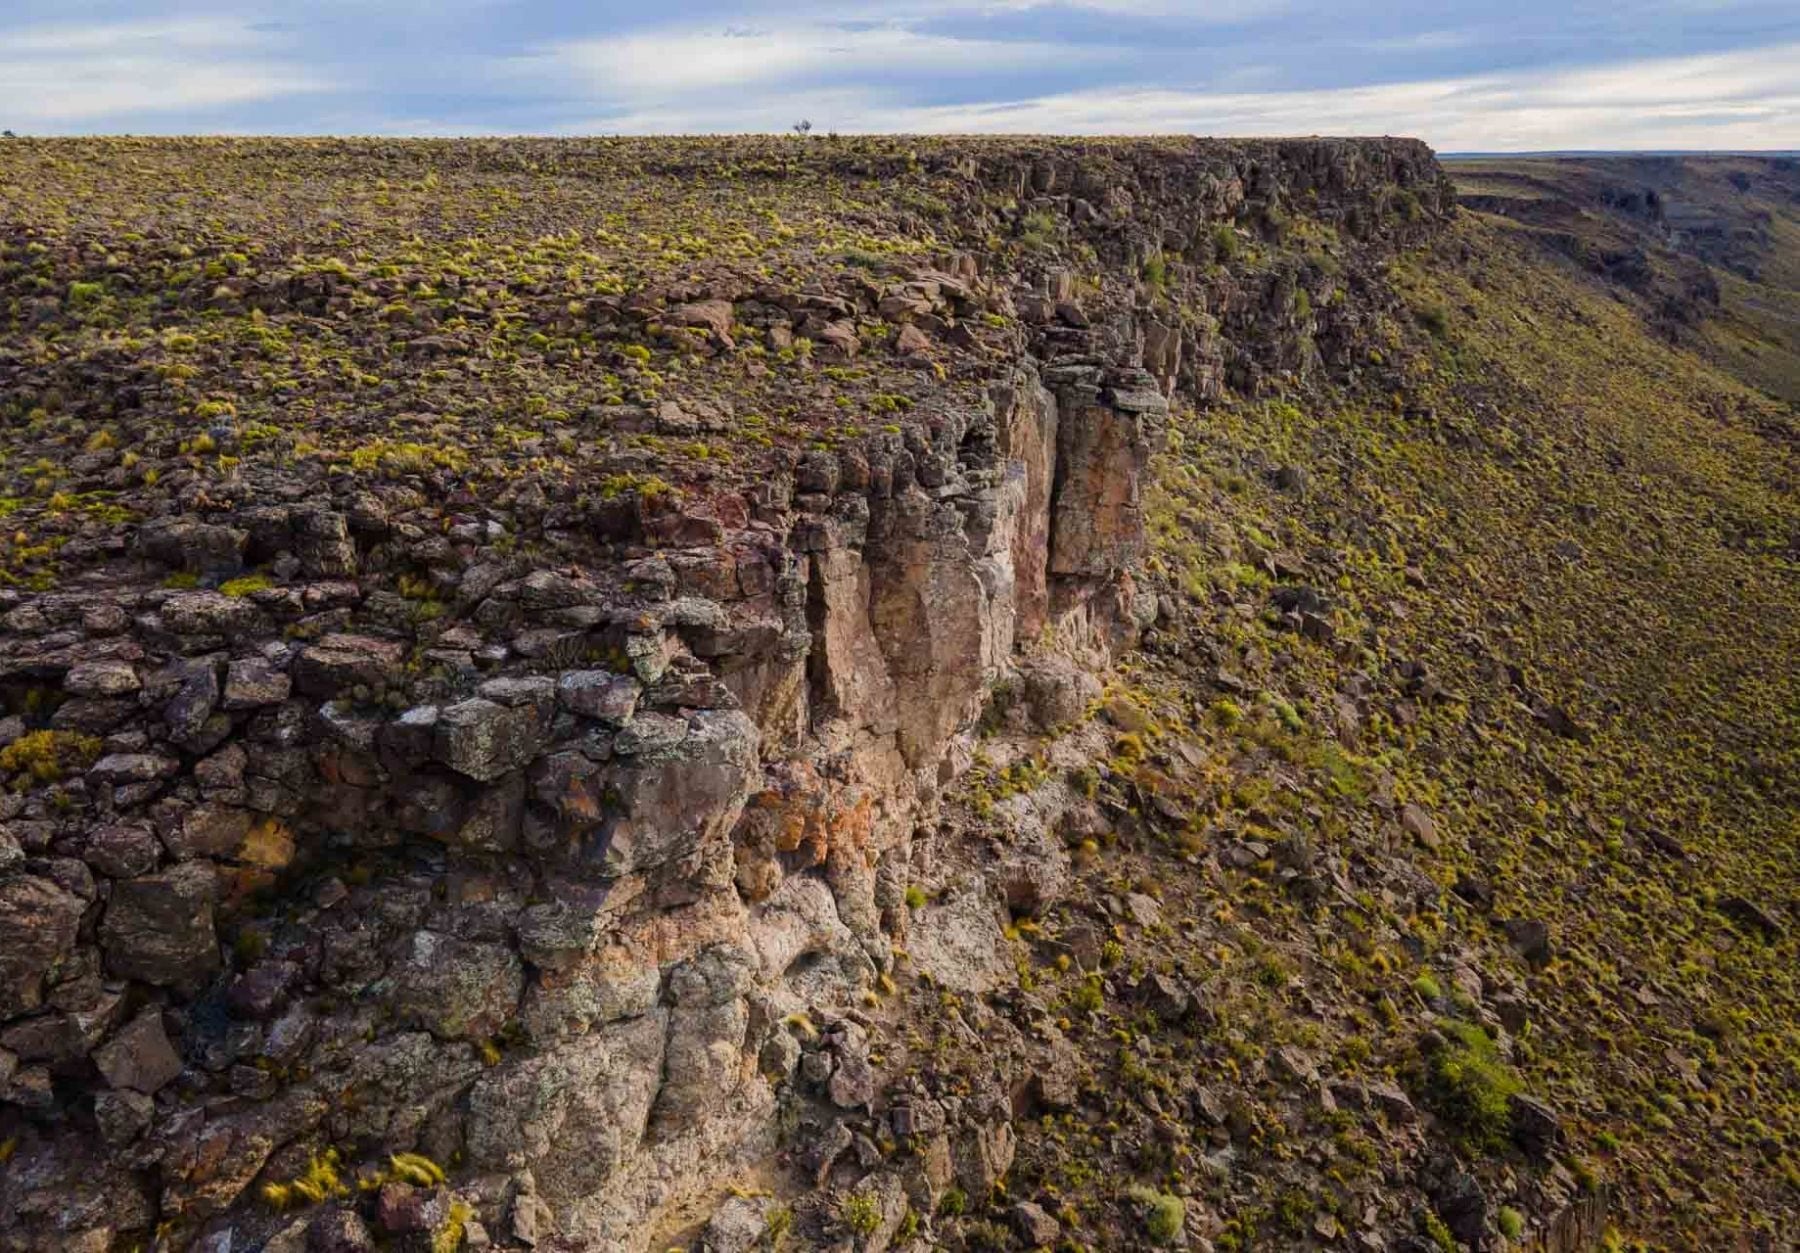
[1, 2, 1797, 151]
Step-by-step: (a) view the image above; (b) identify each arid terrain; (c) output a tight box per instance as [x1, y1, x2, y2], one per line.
[0, 136, 1793, 1253]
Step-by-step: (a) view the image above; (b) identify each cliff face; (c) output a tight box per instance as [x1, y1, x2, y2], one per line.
[0, 136, 1453, 1250]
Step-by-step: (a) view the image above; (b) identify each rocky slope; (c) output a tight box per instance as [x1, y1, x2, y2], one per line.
[1449, 154, 1800, 405]
[0, 137, 1791, 1253]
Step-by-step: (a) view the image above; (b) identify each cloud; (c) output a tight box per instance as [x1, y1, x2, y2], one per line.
[540, 22, 1104, 98]
[562, 39, 1800, 151]
[0, 17, 329, 127]
[0, 4, 1793, 149]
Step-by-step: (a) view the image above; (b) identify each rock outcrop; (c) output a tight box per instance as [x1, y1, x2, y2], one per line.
[0, 135, 1454, 1251]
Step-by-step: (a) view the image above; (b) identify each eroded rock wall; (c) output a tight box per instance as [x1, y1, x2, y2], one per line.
[0, 136, 1451, 1252]
[0, 354, 1166, 1249]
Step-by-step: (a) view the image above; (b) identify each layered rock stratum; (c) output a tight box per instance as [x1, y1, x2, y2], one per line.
[0, 137, 1793, 1252]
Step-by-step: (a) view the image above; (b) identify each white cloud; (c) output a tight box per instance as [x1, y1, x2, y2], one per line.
[0, 18, 329, 127]
[563, 39, 1800, 151]
[542, 22, 1104, 99]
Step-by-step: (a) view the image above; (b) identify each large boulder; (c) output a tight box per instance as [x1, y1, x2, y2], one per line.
[100, 862, 219, 990]
[600, 710, 757, 875]
[0, 874, 86, 1015]
[466, 1011, 668, 1202]
[92, 1009, 184, 1093]
[907, 887, 1012, 995]
[648, 944, 755, 1136]
[387, 930, 523, 1041]
[138, 517, 248, 577]
[292, 634, 405, 698]
[433, 691, 551, 783]
[1048, 373, 1165, 577]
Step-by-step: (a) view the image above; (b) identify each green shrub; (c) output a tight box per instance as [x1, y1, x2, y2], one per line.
[1020, 210, 1058, 251]
[841, 1189, 882, 1235]
[220, 574, 272, 598]
[1130, 1186, 1185, 1246]
[1415, 303, 1451, 337]
[1142, 253, 1168, 292]
[1212, 222, 1240, 261]
[1498, 1206, 1526, 1239]
[1424, 1021, 1523, 1149]
[0, 730, 101, 786]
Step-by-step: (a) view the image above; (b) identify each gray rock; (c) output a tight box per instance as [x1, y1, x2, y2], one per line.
[1719, 894, 1785, 939]
[94, 1087, 156, 1145]
[908, 889, 1011, 995]
[89, 752, 180, 785]
[0, 874, 86, 1015]
[223, 656, 291, 708]
[163, 659, 221, 745]
[1013, 1200, 1063, 1247]
[650, 944, 754, 1135]
[293, 508, 358, 578]
[434, 696, 549, 782]
[292, 633, 405, 698]
[308, 1206, 377, 1252]
[388, 929, 522, 1041]
[82, 822, 162, 879]
[600, 710, 757, 875]
[1019, 656, 1101, 730]
[1509, 1092, 1562, 1158]
[953, 1117, 1016, 1195]
[1505, 917, 1553, 967]
[162, 590, 260, 636]
[139, 518, 248, 576]
[166, 802, 253, 860]
[93, 1009, 183, 1093]
[64, 661, 140, 698]
[467, 1011, 668, 1203]
[556, 670, 641, 725]
[703, 1194, 772, 1253]
[100, 862, 219, 989]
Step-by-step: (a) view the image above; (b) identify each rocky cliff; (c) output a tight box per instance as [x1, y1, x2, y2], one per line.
[0, 136, 1453, 1251]
[6, 137, 1793, 1253]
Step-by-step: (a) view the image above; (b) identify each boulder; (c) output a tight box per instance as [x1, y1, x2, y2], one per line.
[292, 634, 405, 698]
[1019, 656, 1101, 730]
[648, 944, 754, 1135]
[1013, 1201, 1063, 1247]
[600, 710, 757, 875]
[166, 803, 254, 860]
[466, 1011, 668, 1203]
[223, 657, 291, 709]
[162, 590, 260, 636]
[83, 823, 162, 879]
[672, 299, 736, 346]
[0, 874, 86, 1015]
[94, 1087, 157, 1145]
[703, 1194, 772, 1253]
[388, 930, 522, 1041]
[292, 508, 357, 577]
[556, 670, 640, 725]
[1509, 1092, 1563, 1158]
[64, 661, 140, 698]
[907, 889, 1011, 995]
[89, 752, 181, 786]
[100, 862, 219, 989]
[93, 1009, 184, 1093]
[434, 696, 550, 783]
[139, 518, 248, 577]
